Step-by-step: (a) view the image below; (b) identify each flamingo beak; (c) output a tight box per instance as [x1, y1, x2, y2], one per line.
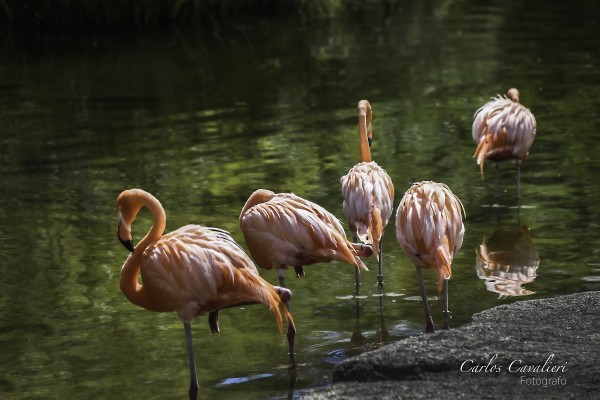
[117, 220, 135, 253]
[120, 237, 135, 253]
[368, 137, 372, 147]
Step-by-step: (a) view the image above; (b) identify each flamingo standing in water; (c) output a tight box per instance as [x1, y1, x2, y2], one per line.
[472, 88, 537, 205]
[395, 181, 465, 333]
[341, 100, 394, 287]
[239, 189, 372, 289]
[115, 189, 295, 400]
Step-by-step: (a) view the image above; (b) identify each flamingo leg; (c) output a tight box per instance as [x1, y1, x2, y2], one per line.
[286, 305, 296, 366]
[294, 266, 305, 278]
[208, 311, 220, 333]
[278, 272, 287, 289]
[184, 322, 199, 400]
[351, 234, 362, 289]
[516, 160, 522, 209]
[287, 365, 297, 400]
[494, 162, 500, 204]
[415, 267, 434, 333]
[376, 285, 389, 342]
[274, 285, 295, 366]
[377, 242, 384, 288]
[443, 278, 450, 330]
[351, 284, 364, 342]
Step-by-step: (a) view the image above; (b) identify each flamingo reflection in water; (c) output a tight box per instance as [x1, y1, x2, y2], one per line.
[240, 189, 373, 289]
[472, 88, 537, 206]
[396, 182, 465, 333]
[350, 288, 390, 347]
[115, 189, 295, 400]
[476, 225, 539, 297]
[341, 100, 395, 287]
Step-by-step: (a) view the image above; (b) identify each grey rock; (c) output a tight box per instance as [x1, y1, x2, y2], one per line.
[302, 291, 600, 399]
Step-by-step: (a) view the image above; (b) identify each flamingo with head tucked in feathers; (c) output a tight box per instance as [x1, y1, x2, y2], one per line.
[395, 181, 465, 333]
[473, 88, 536, 205]
[115, 188, 295, 400]
[239, 189, 373, 289]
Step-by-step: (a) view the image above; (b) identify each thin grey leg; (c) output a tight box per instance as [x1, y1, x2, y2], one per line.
[415, 267, 434, 333]
[285, 304, 296, 366]
[443, 279, 450, 330]
[495, 162, 500, 204]
[516, 160, 522, 210]
[278, 274, 286, 289]
[377, 242, 383, 288]
[184, 322, 199, 400]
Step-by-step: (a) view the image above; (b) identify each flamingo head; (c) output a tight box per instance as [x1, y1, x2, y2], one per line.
[358, 100, 373, 147]
[116, 189, 145, 252]
[507, 88, 520, 103]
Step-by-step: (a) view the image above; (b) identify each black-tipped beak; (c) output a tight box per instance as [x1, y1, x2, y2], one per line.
[120, 238, 135, 253]
[117, 220, 134, 253]
[368, 137, 372, 147]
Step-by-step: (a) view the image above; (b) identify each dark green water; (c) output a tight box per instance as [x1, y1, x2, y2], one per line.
[1, 1, 599, 399]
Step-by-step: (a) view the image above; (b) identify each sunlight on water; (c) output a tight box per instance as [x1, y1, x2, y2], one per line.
[215, 373, 275, 388]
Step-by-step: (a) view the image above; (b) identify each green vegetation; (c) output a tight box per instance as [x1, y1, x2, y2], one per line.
[0, 0, 352, 32]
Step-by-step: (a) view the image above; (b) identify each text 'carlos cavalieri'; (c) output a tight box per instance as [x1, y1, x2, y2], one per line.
[460, 354, 568, 387]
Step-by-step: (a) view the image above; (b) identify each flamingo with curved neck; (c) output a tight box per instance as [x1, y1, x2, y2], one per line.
[115, 188, 295, 400]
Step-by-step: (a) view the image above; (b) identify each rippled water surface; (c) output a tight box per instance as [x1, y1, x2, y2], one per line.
[1, 1, 599, 399]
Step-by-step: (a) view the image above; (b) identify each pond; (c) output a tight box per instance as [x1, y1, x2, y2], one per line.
[1, 1, 599, 399]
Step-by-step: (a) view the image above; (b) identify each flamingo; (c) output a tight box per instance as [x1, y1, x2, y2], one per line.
[115, 188, 295, 400]
[472, 88, 537, 205]
[341, 100, 395, 287]
[239, 189, 372, 289]
[395, 181, 465, 333]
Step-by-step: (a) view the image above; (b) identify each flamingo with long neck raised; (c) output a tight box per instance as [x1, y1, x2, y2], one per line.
[341, 100, 395, 287]
[116, 188, 295, 400]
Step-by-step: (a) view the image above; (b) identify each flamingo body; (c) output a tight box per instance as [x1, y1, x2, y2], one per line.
[240, 189, 369, 286]
[116, 189, 294, 399]
[472, 88, 536, 175]
[341, 100, 394, 285]
[341, 161, 394, 255]
[395, 181, 465, 332]
[139, 225, 286, 322]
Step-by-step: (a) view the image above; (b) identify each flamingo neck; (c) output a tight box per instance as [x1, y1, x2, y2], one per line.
[358, 104, 372, 163]
[120, 191, 166, 310]
[240, 189, 275, 219]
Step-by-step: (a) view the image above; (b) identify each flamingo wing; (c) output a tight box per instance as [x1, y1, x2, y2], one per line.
[396, 182, 465, 290]
[341, 162, 394, 243]
[273, 192, 347, 235]
[473, 94, 536, 164]
[141, 225, 285, 325]
[240, 196, 367, 271]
